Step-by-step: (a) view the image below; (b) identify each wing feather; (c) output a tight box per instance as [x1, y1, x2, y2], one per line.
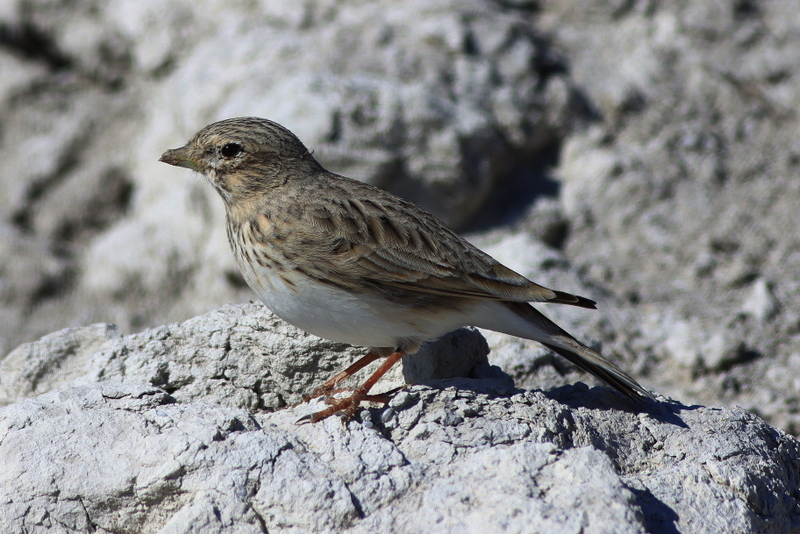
[288, 174, 596, 309]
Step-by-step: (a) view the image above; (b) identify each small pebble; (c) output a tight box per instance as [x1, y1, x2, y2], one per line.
[381, 407, 395, 423]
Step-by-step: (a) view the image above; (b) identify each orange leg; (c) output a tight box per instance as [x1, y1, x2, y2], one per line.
[303, 350, 384, 401]
[298, 349, 405, 424]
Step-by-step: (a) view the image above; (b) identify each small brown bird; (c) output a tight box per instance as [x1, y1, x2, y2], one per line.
[160, 117, 653, 422]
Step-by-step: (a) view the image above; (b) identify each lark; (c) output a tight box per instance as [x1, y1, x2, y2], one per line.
[160, 117, 653, 422]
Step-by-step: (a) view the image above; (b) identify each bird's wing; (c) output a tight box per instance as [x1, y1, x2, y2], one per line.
[291, 177, 595, 309]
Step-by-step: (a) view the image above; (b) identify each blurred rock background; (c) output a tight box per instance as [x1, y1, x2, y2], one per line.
[1, 0, 799, 433]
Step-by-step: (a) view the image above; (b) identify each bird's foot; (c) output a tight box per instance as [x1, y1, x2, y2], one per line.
[296, 387, 370, 424]
[295, 385, 409, 424]
[296, 349, 406, 424]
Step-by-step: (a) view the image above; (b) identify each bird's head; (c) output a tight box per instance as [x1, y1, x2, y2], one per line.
[160, 117, 319, 203]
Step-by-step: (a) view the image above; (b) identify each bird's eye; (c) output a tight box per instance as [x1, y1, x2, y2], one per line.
[220, 142, 244, 158]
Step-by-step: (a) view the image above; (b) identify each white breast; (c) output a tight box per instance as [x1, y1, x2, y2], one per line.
[241, 266, 432, 349]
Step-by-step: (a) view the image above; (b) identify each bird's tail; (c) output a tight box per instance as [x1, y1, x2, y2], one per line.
[501, 302, 654, 402]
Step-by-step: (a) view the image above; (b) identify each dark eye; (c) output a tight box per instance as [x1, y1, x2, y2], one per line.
[220, 142, 244, 158]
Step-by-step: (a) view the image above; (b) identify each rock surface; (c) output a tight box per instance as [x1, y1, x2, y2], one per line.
[2, 0, 800, 438]
[1, 307, 799, 533]
[0, 303, 491, 410]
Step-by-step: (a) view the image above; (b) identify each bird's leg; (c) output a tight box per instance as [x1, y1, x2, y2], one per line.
[300, 349, 405, 423]
[303, 350, 385, 401]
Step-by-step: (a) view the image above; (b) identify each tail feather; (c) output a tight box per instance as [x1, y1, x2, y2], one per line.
[549, 290, 597, 309]
[502, 302, 654, 402]
[542, 342, 654, 402]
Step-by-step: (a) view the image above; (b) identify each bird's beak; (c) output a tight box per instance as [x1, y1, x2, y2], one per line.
[159, 145, 202, 171]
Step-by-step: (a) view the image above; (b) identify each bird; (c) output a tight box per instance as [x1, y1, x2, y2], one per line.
[159, 117, 653, 422]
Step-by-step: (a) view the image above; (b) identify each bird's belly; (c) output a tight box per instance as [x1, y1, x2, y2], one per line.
[242, 268, 431, 348]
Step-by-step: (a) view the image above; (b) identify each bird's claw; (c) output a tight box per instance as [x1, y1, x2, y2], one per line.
[294, 413, 314, 425]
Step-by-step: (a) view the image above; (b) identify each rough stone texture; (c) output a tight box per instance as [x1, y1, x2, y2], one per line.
[0, 303, 490, 410]
[1, 306, 799, 533]
[536, 0, 800, 434]
[1, 380, 798, 534]
[2, 0, 800, 438]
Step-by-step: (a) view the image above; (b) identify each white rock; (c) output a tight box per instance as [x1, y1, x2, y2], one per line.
[741, 279, 779, 323]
